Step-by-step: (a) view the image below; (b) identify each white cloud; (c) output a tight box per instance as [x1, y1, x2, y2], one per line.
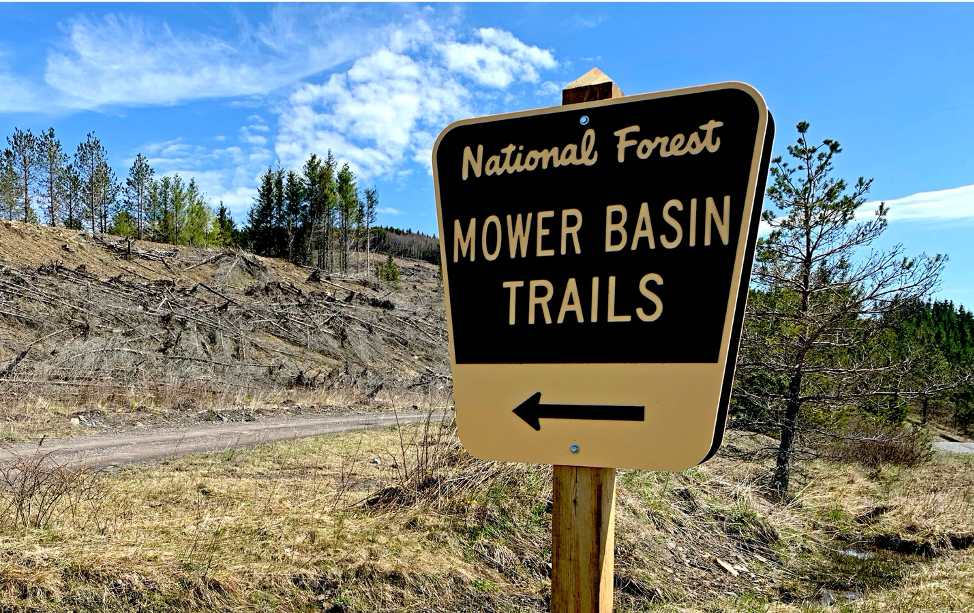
[240, 124, 269, 147]
[758, 183, 974, 237]
[275, 23, 558, 179]
[0, 51, 44, 112]
[37, 8, 559, 221]
[44, 11, 372, 108]
[134, 136, 268, 218]
[377, 207, 405, 216]
[439, 27, 557, 89]
[536, 80, 562, 98]
[570, 15, 607, 31]
[866, 184, 974, 225]
[0, 72, 41, 113]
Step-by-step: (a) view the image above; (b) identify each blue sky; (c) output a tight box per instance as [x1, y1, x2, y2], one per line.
[1, 3, 971, 304]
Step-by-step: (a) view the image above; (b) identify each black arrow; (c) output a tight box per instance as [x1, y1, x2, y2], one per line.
[512, 392, 644, 431]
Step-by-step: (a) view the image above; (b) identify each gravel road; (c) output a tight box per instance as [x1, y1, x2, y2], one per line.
[0, 412, 430, 469]
[4, 419, 965, 471]
[933, 441, 974, 455]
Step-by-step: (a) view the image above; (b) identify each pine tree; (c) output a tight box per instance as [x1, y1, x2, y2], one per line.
[213, 202, 238, 248]
[269, 166, 284, 256]
[7, 127, 41, 224]
[739, 122, 945, 499]
[108, 210, 137, 238]
[301, 154, 322, 266]
[148, 176, 171, 242]
[377, 251, 400, 289]
[247, 168, 277, 255]
[98, 162, 122, 233]
[282, 169, 305, 263]
[302, 153, 337, 270]
[363, 187, 378, 277]
[0, 149, 16, 221]
[336, 162, 359, 274]
[125, 153, 154, 239]
[169, 174, 188, 244]
[61, 164, 83, 230]
[150, 175, 185, 244]
[181, 179, 213, 246]
[38, 128, 68, 226]
[74, 133, 108, 232]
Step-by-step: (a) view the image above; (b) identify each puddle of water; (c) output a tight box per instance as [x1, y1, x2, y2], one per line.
[839, 548, 874, 559]
[819, 589, 862, 606]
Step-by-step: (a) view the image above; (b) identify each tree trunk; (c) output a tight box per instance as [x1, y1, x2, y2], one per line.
[48, 167, 56, 226]
[22, 169, 29, 223]
[771, 368, 803, 499]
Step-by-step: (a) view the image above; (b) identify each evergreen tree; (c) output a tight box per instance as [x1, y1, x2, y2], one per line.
[61, 164, 83, 230]
[0, 149, 16, 221]
[898, 299, 974, 428]
[213, 202, 238, 248]
[336, 162, 359, 274]
[108, 210, 137, 238]
[125, 153, 155, 239]
[74, 133, 108, 232]
[246, 168, 277, 255]
[7, 127, 41, 224]
[149, 175, 185, 244]
[301, 154, 322, 266]
[272, 166, 286, 257]
[180, 179, 213, 246]
[363, 187, 378, 277]
[377, 251, 400, 289]
[148, 176, 168, 241]
[98, 162, 122, 233]
[169, 174, 188, 244]
[302, 153, 337, 270]
[738, 122, 945, 499]
[38, 128, 68, 227]
[281, 169, 305, 263]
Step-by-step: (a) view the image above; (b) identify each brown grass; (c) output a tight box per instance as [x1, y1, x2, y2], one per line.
[0, 446, 106, 530]
[0, 419, 970, 612]
[824, 417, 933, 469]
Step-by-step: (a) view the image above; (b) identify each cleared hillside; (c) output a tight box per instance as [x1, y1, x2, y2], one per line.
[0, 220, 449, 439]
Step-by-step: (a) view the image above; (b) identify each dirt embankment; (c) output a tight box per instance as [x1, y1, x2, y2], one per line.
[0, 221, 450, 439]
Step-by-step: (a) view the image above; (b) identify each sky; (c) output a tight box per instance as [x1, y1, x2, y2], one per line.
[0, 3, 971, 305]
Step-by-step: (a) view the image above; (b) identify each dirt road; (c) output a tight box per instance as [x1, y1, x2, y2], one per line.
[0, 412, 430, 469]
[933, 441, 974, 454]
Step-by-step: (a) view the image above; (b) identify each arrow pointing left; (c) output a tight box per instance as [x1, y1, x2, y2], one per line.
[512, 392, 645, 431]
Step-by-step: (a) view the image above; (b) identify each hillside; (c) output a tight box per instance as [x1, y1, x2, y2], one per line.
[0, 220, 449, 439]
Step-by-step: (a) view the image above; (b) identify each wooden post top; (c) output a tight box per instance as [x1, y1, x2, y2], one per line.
[562, 68, 624, 105]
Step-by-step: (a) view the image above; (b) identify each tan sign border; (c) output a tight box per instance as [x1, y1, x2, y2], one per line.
[432, 82, 771, 470]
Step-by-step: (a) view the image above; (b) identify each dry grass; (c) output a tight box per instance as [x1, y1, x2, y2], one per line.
[0, 446, 107, 530]
[0, 418, 547, 612]
[0, 420, 974, 611]
[824, 417, 933, 469]
[0, 419, 971, 612]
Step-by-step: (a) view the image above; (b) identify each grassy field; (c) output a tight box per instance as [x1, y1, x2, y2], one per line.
[1, 415, 972, 612]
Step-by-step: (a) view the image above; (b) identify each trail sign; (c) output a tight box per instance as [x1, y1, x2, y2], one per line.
[433, 82, 774, 470]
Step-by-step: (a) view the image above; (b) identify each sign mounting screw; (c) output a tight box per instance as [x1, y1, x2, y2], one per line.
[579, 115, 589, 126]
[570, 444, 580, 454]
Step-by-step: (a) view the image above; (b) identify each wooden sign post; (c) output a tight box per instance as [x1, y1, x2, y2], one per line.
[432, 67, 774, 613]
[552, 68, 623, 613]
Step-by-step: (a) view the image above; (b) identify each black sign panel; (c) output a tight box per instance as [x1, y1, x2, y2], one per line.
[435, 85, 772, 366]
